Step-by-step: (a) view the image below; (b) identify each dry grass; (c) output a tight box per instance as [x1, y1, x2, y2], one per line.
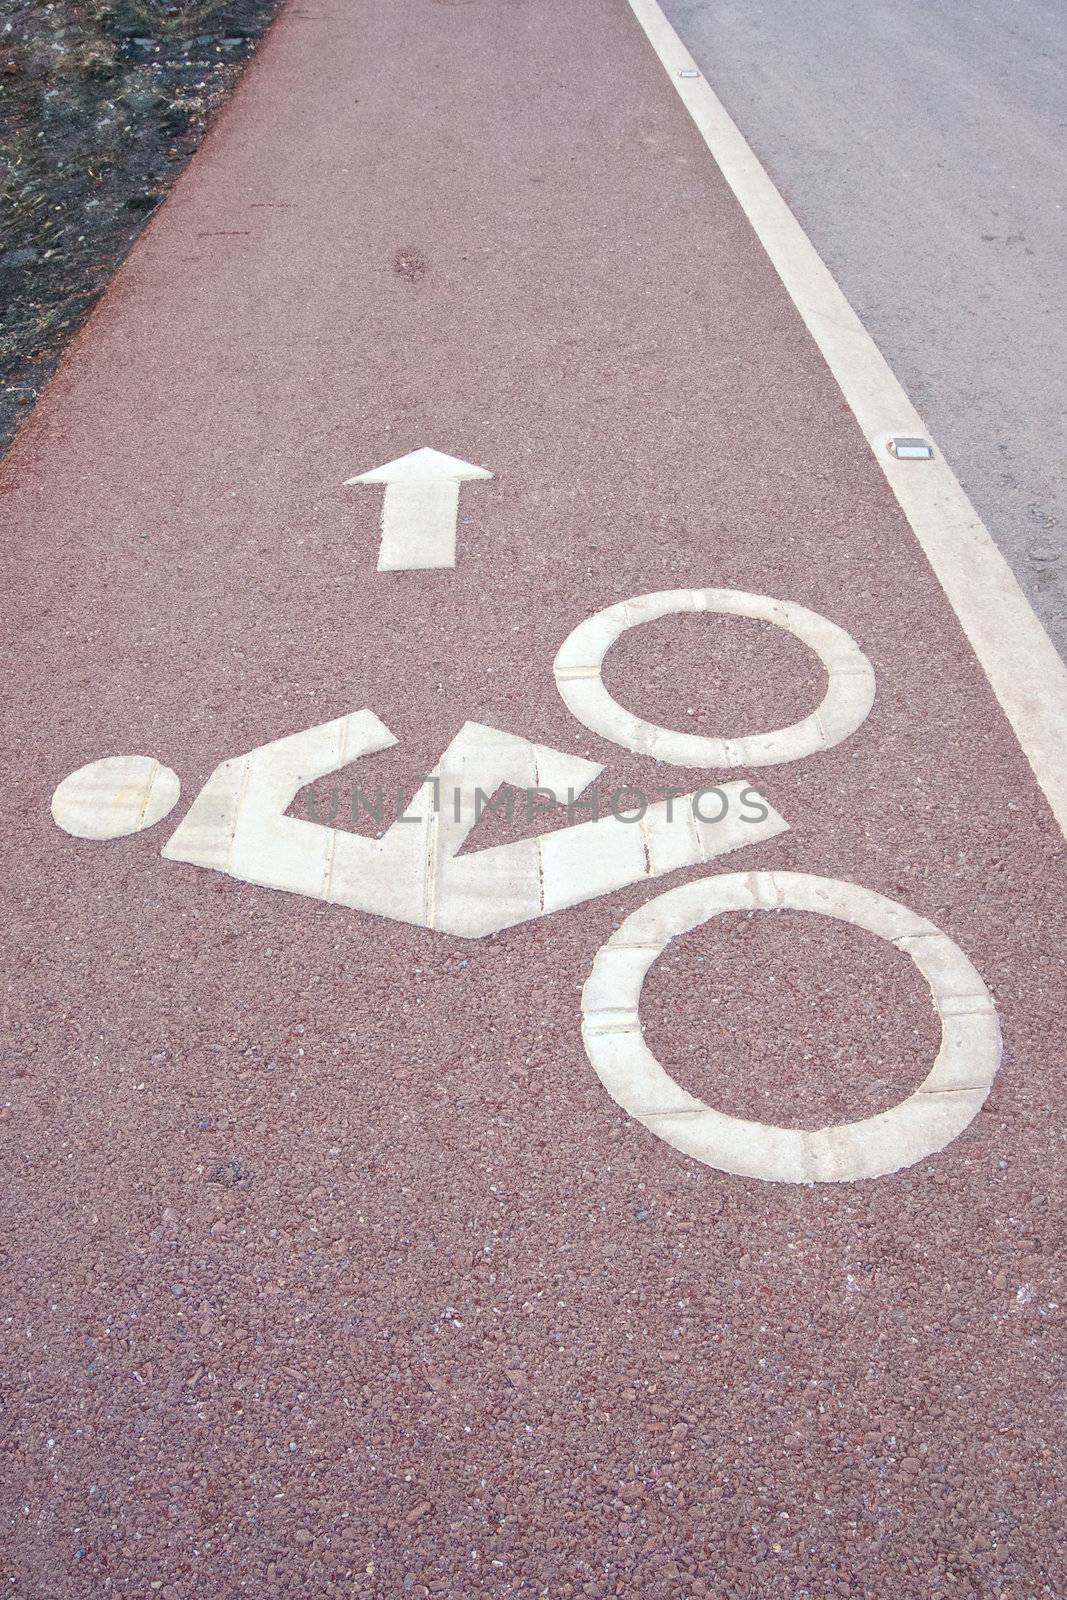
[0, 0, 280, 449]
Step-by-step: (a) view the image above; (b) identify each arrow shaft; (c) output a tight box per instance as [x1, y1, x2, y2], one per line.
[377, 479, 460, 571]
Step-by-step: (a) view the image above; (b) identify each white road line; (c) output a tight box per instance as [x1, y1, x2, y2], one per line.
[347, 446, 492, 571]
[628, 0, 1067, 837]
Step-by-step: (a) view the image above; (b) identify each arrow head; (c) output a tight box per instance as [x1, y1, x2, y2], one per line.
[346, 446, 492, 485]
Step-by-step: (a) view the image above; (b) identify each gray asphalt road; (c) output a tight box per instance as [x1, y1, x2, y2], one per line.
[661, 0, 1067, 659]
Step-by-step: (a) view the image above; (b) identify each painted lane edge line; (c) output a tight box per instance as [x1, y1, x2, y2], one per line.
[627, 0, 1067, 837]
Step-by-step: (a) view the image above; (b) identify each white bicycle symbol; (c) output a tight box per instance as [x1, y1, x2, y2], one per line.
[51, 585, 1000, 1185]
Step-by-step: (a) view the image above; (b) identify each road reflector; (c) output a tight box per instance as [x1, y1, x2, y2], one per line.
[887, 436, 934, 460]
[677, 68, 700, 78]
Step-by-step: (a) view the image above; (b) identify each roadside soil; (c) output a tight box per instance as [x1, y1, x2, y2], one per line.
[0, 0, 282, 456]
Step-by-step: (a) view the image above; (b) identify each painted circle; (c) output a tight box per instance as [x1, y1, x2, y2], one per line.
[51, 756, 180, 840]
[553, 588, 876, 767]
[580, 871, 1001, 1183]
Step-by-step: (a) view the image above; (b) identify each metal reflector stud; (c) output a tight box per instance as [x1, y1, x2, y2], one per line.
[887, 436, 935, 460]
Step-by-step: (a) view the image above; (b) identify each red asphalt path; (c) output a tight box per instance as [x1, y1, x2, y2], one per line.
[1, 1, 1064, 1595]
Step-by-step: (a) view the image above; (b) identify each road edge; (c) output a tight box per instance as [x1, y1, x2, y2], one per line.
[628, 0, 1067, 838]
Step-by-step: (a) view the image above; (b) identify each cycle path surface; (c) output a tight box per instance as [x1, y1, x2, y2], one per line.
[1, 1, 1064, 1595]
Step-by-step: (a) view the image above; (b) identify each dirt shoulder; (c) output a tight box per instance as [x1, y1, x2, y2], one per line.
[0, 0, 282, 458]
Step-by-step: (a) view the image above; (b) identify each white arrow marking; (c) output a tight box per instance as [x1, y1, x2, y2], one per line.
[347, 446, 492, 571]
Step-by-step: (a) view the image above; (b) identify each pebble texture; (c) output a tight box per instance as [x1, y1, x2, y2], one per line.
[0, 0, 1064, 1595]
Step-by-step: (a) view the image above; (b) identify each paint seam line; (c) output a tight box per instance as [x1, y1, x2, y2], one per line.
[627, 0, 1067, 838]
[136, 759, 161, 831]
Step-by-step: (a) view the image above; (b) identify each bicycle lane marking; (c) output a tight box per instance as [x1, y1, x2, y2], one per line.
[2, 0, 1066, 1586]
[44, 572, 1001, 1181]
